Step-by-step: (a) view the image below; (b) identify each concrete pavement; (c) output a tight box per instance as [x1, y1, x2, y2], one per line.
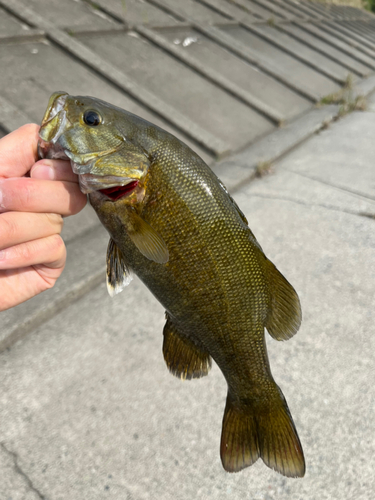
[0, 93, 374, 499]
[1, 0, 375, 497]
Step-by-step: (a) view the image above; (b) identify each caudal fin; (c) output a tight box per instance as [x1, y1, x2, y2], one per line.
[220, 390, 305, 478]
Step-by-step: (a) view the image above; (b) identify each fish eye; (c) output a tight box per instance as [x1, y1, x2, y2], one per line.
[83, 110, 102, 126]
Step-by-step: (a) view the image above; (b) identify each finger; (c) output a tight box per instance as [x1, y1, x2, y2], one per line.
[30, 159, 78, 183]
[0, 212, 63, 250]
[0, 234, 66, 270]
[0, 258, 66, 311]
[0, 124, 39, 178]
[0, 177, 87, 216]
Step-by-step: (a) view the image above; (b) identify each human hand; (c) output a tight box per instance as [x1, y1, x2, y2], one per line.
[0, 124, 86, 311]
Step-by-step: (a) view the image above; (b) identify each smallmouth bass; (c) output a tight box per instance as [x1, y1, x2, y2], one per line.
[39, 92, 305, 477]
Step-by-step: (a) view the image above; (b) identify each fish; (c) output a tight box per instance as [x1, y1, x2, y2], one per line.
[39, 91, 305, 477]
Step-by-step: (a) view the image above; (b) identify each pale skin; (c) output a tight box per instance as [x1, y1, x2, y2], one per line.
[0, 124, 87, 311]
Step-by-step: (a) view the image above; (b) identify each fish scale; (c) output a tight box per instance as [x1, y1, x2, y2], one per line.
[39, 91, 305, 478]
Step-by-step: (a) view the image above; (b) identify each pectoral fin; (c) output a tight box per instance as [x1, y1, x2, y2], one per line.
[106, 238, 133, 297]
[127, 211, 169, 264]
[163, 314, 211, 380]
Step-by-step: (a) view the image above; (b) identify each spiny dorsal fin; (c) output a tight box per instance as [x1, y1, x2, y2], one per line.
[163, 314, 212, 380]
[106, 238, 133, 297]
[127, 210, 169, 264]
[265, 259, 302, 341]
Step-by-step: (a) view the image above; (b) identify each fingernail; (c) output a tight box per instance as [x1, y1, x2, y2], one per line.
[31, 162, 56, 180]
[0, 249, 5, 261]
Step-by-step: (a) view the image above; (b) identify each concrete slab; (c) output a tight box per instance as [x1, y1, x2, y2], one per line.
[154, 0, 230, 24]
[218, 25, 341, 98]
[213, 104, 339, 191]
[0, 182, 374, 499]
[297, 22, 375, 71]
[276, 111, 375, 201]
[0, 39, 212, 163]
[155, 26, 312, 122]
[230, 0, 284, 21]
[0, 6, 32, 36]
[368, 91, 375, 112]
[277, 23, 372, 77]
[255, 23, 356, 83]
[24, 0, 118, 30]
[79, 31, 274, 150]
[93, 0, 180, 27]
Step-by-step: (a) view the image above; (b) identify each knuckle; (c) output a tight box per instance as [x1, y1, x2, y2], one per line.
[49, 234, 66, 262]
[45, 213, 64, 232]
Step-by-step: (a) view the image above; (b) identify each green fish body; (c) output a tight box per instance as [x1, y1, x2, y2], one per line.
[39, 92, 305, 477]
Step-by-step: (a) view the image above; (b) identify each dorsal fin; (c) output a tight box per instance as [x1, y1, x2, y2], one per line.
[265, 259, 302, 341]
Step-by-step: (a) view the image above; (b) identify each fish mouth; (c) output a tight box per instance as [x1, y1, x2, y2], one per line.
[38, 92, 70, 160]
[79, 174, 140, 201]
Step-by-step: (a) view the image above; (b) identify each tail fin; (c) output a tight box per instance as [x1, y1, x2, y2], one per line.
[220, 390, 305, 478]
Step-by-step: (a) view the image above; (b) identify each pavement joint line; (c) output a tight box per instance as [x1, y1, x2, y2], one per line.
[195, 24, 321, 102]
[346, 20, 375, 42]
[325, 21, 375, 52]
[90, 0, 321, 101]
[212, 69, 375, 195]
[319, 21, 375, 59]
[283, 0, 324, 21]
[136, 25, 283, 125]
[142, 0, 320, 100]
[249, 0, 296, 21]
[0, 442, 46, 499]
[304, 1, 337, 20]
[286, 168, 375, 203]
[194, 0, 259, 23]
[242, 192, 375, 220]
[0, 29, 45, 44]
[239, 22, 348, 85]
[193, 0, 233, 21]
[301, 22, 375, 71]
[0, 0, 231, 158]
[270, 0, 318, 20]
[0, 95, 34, 132]
[273, 22, 366, 77]
[354, 19, 375, 38]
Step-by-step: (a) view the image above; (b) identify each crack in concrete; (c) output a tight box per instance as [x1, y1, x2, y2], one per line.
[248, 193, 375, 220]
[0, 442, 46, 499]
[286, 169, 375, 203]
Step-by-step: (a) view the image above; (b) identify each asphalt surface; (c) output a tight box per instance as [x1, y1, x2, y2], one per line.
[0, 0, 375, 498]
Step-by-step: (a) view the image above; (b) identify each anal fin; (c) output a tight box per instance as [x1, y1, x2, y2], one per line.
[163, 315, 211, 380]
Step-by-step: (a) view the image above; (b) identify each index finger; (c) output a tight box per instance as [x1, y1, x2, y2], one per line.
[0, 124, 40, 179]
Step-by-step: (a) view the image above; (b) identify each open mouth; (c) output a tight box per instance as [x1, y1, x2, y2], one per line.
[99, 180, 139, 201]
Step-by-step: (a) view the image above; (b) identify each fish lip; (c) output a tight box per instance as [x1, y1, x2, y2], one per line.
[38, 93, 71, 160]
[79, 174, 137, 194]
[39, 93, 68, 144]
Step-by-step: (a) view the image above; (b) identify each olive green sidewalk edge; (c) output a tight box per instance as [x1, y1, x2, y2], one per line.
[1, 76, 375, 353]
